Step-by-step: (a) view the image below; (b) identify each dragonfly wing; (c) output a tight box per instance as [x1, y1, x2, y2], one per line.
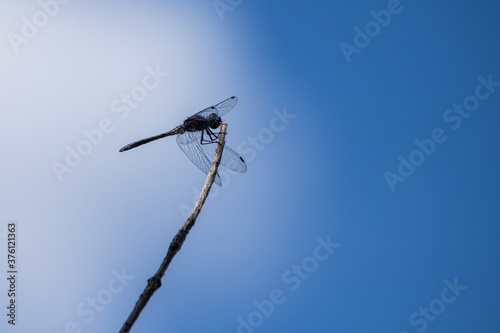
[196, 96, 238, 118]
[176, 128, 201, 144]
[197, 135, 247, 173]
[176, 131, 222, 186]
[220, 145, 247, 173]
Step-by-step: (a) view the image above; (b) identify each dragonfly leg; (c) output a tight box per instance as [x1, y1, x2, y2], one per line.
[208, 128, 220, 141]
[200, 128, 220, 145]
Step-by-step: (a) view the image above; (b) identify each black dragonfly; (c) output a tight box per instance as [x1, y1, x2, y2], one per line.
[119, 96, 247, 186]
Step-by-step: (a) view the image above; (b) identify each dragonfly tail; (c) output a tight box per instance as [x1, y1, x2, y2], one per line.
[119, 127, 181, 152]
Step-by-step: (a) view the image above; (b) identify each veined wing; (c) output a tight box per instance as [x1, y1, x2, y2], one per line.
[197, 132, 247, 173]
[195, 96, 238, 119]
[176, 131, 223, 186]
[176, 130, 247, 185]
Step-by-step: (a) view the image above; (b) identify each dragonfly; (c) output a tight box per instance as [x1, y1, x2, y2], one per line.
[119, 96, 247, 186]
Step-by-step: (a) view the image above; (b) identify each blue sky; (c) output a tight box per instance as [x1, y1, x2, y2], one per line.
[1, 1, 499, 332]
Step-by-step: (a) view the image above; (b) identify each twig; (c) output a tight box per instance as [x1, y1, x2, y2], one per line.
[119, 122, 228, 333]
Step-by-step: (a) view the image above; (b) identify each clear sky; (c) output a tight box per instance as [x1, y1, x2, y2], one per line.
[1, 1, 499, 332]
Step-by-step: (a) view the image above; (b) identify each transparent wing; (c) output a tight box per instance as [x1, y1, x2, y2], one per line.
[195, 96, 238, 119]
[176, 131, 222, 186]
[176, 128, 201, 145]
[197, 134, 247, 173]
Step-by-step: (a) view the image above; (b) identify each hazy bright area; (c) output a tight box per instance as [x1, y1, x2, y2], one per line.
[1, 1, 499, 332]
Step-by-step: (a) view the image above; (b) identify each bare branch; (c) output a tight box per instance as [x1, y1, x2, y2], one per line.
[119, 122, 228, 333]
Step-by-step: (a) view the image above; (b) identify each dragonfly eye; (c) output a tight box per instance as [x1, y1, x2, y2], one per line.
[208, 113, 221, 129]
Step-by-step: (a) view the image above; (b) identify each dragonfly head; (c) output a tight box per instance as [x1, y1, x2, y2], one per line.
[207, 113, 221, 129]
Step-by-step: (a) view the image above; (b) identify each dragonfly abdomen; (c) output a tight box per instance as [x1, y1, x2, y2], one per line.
[119, 126, 183, 152]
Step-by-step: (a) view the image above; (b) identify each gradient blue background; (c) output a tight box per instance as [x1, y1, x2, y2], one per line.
[1, 1, 499, 332]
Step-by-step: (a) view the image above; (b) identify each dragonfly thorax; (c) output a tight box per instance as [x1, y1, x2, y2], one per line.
[207, 113, 221, 129]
